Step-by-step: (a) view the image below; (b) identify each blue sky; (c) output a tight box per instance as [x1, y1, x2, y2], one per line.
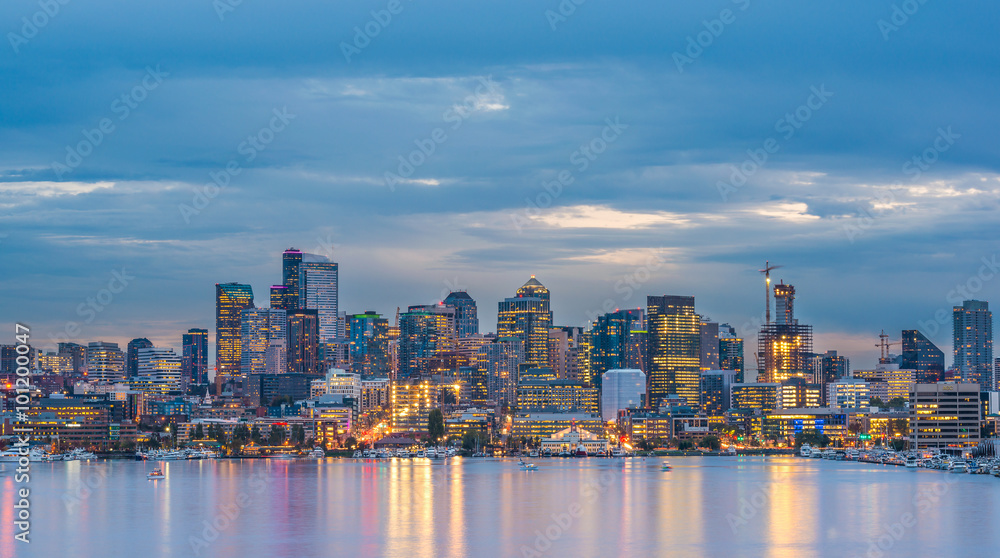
[1, 0, 998, 370]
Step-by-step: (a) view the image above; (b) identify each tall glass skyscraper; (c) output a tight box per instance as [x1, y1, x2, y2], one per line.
[215, 282, 254, 393]
[900, 329, 945, 383]
[126, 338, 153, 379]
[589, 308, 644, 388]
[299, 253, 339, 343]
[282, 248, 303, 311]
[270, 285, 294, 310]
[398, 304, 456, 378]
[443, 291, 479, 338]
[182, 328, 209, 385]
[757, 282, 813, 383]
[718, 324, 744, 381]
[287, 309, 320, 375]
[498, 276, 553, 368]
[953, 300, 994, 389]
[478, 337, 524, 407]
[348, 311, 390, 377]
[241, 308, 288, 377]
[646, 295, 700, 407]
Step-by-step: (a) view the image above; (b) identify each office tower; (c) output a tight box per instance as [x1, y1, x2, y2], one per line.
[700, 369, 739, 416]
[517, 376, 598, 414]
[547, 326, 586, 382]
[0, 345, 35, 374]
[282, 248, 303, 311]
[398, 304, 456, 378]
[731, 383, 779, 414]
[37, 352, 74, 376]
[646, 295, 700, 407]
[126, 338, 153, 379]
[444, 291, 480, 338]
[390, 378, 439, 433]
[718, 324, 744, 381]
[601, 369, 647, 421]
[348, 311, 391, 376]
[497, 276, 553, 367]
[298, 253, 339, 342]
[215, 282, 255, 393]
[900, 329, 945, 383]
[827, 378, 871, 409]
[270, 285, 293, 310]
[777, 377, 822, 409]
[181, 329, 209, 385]
[287, 309, 320, 375]
[953, 300, 994, 388]
[589, 309, 644, 384]
[241, 308, 288, 377]
[909, 382, 981, 450]
[85, 342, 125, 383]
[812, 349, 850, 386]
[459, 366, 490, 406]
[58, 342, 88, 377]
[757, 282, 813, 383]
[134, 347, 183, 393]
[478, 337, 524, 407]
[699, 319, 720, 371]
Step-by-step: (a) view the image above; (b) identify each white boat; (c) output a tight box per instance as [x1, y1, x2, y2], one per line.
[905, 455, 919, 468]
[518, 460, 538, 470]
[0, 448, 49, 462]
[949, 461, 968, 474]
[800, 444, 812, 458]
[726, 446, 737, 456]
[310, 447, 326, 458]
[147, 468, 165, 481]
[529, 449, 540, 458]
[611, 448, 625, 458]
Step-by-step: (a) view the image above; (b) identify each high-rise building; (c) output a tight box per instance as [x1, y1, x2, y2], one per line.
[900, 329, 944, 384]
[348, 311, 391, 377]
[478, 337, 524, 407]
[86, 342, 125, 384]
[215, 283, 254, 394]
[241, 308, 288, 377]
[58, 342, 88, 377]
[589, 309, 644, 386]
[444, 291, 479, 338]
[827, 378, 871, 409]
[390, 378, 439, 433]
[646, 295, 700, 407]
[547, 326, 587, 382]
[299, 253, 339, 342]
[269, 285, 294, 310]
[909, 382, 981, 450]
[282, 248, 303, 311]
[757, 282, 813, 383]
[601, 369, 646, 421]
[718, 324, 744, 381]
[498, 276, 553, 368]
[181, 329, 209, 386]
[287, 309, 320, 375]
[518, 377, 598, 414]
[699, 319, 720, 371]
[398, 304, 456, 378]
[777, 377, 823, 409]
[126, 338, 153, 379]
[625, 330, 648, 373]
[953, 300, 994, 388]
[699, 369, 739, 416]
[731, 383, 779, 414]
[133, 347, 183, 394]
[37, 352, 74, 376]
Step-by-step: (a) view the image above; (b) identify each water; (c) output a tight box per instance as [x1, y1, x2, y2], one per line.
[2, 456, 997, 557]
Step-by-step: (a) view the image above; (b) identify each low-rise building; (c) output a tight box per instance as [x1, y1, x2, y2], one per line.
[909, 382, 981, 450]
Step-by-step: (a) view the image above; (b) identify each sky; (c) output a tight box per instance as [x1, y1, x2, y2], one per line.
[1, 0, 999, 371]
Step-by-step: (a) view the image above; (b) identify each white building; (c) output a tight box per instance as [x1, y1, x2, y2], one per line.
[299, 254, 339, 343]
[134, 347, 182, 392]
[827, 378, 871, 409]
[601, 368, 646, 421]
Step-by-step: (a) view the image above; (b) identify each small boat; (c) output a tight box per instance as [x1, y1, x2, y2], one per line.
[799, 444, 812, 458]
[611, 447, 625, 458]
[518, 460, 538, 471]
[310, 447, 326, 458]
[726, 446, 737, 456]
[528, 450, 539, 458]
[661, 461, 672, 471]
[949, 461, 967, 474]
[905, 455, 919, 468]
[574, 444, 588, 458]
[147, 468, 165, 481]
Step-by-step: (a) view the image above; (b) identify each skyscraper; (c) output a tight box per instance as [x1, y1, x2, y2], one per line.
[86, 341, 125, 383]
[398, 304, 456, 378]
[700, 369, 739, 416]
[589, 308, 644, 384]
[699, 318, 720, 371]
[241, 308, 288, 377]
[601, 368, 646, 421]
[216, 282, 255, 394]
[757, 282, 813, 383]
[58, 342, 88, 377]
[287, 309, 320, 375]
[181, 328, 209, 385]
[126, 338, 153, 379]
[270, 285, 293, 310]
[444, 291, 480, 338]
[718, 324, 744, 381]
[478, 337, 524, 407]
[282, 248, 303, 311]
[546, 326, 587, 382]
[498, 276, 553, 367]
[348, 311, 391, 376]
[953, 300, 994, 388]
[646, 295, 700, 407]
[134, 346, 183, 394]
[900, 329, 945, 383]
[299, 253, 339, 342]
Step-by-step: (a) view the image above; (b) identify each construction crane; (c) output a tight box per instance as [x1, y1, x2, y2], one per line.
[876, 330, 901, 364]
[758, 260, 783, 325]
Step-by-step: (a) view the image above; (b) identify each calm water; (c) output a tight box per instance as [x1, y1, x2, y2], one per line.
[2, 456, 997, 557]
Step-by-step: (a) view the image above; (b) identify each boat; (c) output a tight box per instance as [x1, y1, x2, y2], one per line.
[905, 455, 919, 468]
[661, 461, 672, 471]
[611, 447, 625, 458]
[810, 449, 824, 459]
[574, 444, 588, 458]
[949, 461, 968, 474]
[800, 444, 812, 458]
[147, 468, 165, 481]
[518, 460, 538, 471]
[310, 447, 326, 458]
[726, 446, 737, 456]
[0, 448, 49, 462]
[529, 450, 540, 458]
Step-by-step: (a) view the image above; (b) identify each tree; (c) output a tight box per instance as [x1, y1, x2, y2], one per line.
[794, 429, 831, 449]
[870, 396, 885, 408]
[440, 389, 457, 406]
[461, 429, 488, 451]
[677, 440, 695, 451]
[887, 397, 907, 409]
[698, 435, 721, 451]
[195, 424, 204, 440]
[344, 436, 358, 449]
[428, 409, 445, 442]
[270, 395, 294, 407]
[267, 427, 286, 446]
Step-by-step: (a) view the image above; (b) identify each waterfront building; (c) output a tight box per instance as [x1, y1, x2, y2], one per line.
[216, 282, 255, 393]
[126, 338, 153, 379]
[699, 369, 739, 417]
[827, 378, 871, 410]
[510, 412, 605, 439]
[900, 329, 945, 383]
[498, 276, 553, 367]
[777, 377, 823, 409]
[731, 383, 779, 415]
[646, 295, 700, 407]
[953, 300, 994, 388]
[181, 329, 209, 385]
[757, 282, 814, 383]
[299, 253, 339, 342]
[390, 378, 439, 434]
[762, 408, 849, 443]
[601, 369, 647, 421]
[627, 405, 710, 443]
[909, 382, 981, 450]
[245, 372, 318, 407]
[517, 377, 599, 414]
[133, 347, 183, 394]
[539, 424, 609, 455]
[443, 291, 480, 338]
[86, 341, 125, 384]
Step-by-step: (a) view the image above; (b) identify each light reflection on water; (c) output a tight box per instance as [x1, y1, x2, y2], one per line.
[1, 456, 998, 557]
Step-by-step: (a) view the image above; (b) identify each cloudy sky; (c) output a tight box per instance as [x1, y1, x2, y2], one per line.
[2, 0, 998, 371]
